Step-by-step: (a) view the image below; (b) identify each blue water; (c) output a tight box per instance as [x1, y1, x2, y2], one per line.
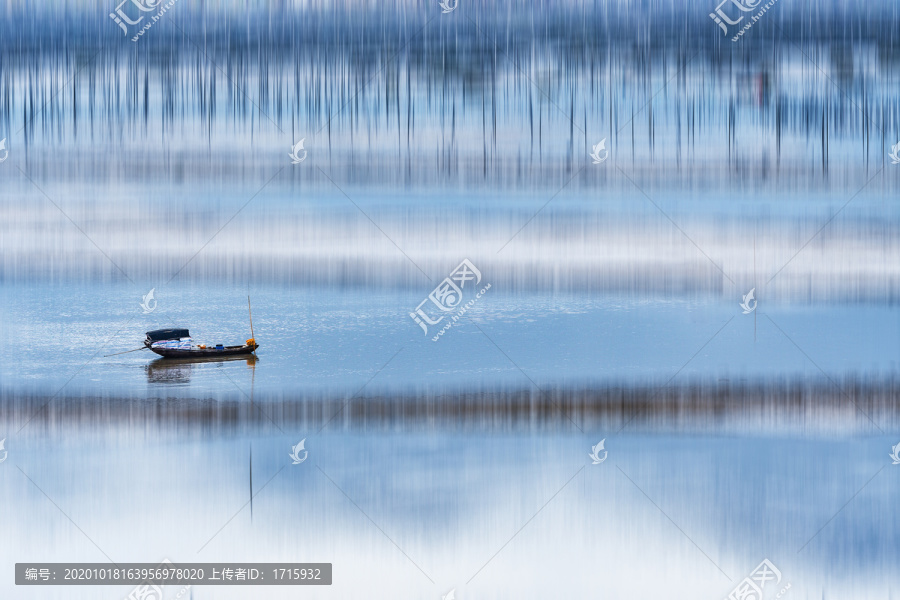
[1, 428, 898, 599]
[1, 283, 897, 398]
[2, 2, 900, 598]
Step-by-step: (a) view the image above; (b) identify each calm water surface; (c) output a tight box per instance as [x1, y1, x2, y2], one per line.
[1, 2, 899, 598]
[1, 283, 898, 398]
[1, 427, 898, 599]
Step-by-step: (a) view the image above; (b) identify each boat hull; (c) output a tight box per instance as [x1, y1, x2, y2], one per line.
[147, 343, 259, 359]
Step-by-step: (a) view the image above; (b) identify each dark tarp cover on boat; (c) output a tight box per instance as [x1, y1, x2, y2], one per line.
[145, 328, 191, 342]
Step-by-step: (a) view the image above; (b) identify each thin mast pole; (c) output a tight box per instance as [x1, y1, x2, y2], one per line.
[248, 296, 255, 340]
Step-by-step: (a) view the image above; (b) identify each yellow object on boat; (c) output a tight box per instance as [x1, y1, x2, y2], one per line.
[246, 338, 256, 346]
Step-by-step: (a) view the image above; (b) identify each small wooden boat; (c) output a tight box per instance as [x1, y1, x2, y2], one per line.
[144, 331, 258, 358]
[144, 298, 259, 359]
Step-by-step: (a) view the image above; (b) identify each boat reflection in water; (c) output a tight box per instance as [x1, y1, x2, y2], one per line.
[145, 354, 258, 385]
